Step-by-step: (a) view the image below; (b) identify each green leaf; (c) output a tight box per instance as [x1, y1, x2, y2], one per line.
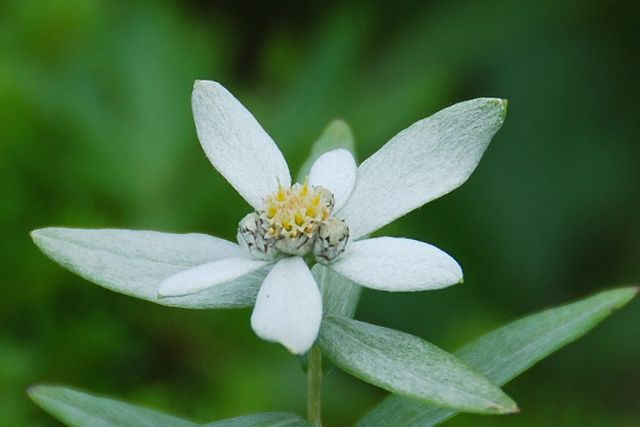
[28, 385, 197, 427]
[203, 413, 311, 426]
[313, 264, 362, 318]
[296, 119, 356, 182]
[29, 384, 311, 427]
[318, 316, 518, 415]
[356, 286, 639, 427]
[31, 227, 270, 309]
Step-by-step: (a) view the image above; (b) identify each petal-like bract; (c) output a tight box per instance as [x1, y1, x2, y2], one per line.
[158, 257, 269, 297]
[330, 237, 462, 291]
[308, 148, 357, 211]
[337, 98, 507, 239]
[30, 228, 267, 309]
[192, 80, 291, 210]
[251, 257, 323, 354]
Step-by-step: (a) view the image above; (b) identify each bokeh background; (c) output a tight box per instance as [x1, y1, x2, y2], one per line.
[1, 0, 639, 425]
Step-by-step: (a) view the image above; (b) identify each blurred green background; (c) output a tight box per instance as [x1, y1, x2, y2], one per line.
[1, 0, 638, 425]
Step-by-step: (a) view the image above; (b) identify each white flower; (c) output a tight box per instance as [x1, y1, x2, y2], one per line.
[31, 81, 506, 355]
[156, 81, 506, 354]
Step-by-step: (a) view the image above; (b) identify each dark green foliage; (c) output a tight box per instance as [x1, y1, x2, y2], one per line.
[1, 0, 639, 425]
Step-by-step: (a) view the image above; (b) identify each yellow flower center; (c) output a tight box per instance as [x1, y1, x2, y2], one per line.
[237, 179, 348, 261]
[261, 180, 333, 240]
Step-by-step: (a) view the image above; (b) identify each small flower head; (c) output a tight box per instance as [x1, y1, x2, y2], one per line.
[237, 179, 349, 261]
[313, 218, 349, 263]
[236, 212, 278, 260]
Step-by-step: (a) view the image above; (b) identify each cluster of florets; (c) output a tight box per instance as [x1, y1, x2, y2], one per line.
[237, 181, 349, 263]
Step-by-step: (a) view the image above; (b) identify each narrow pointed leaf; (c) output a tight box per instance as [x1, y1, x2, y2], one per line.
[203, 413, 310, 426]
[318, 316, 518, 415]
[357, 286, 638, 427]
[28, 385, 197, 427]
[31, 228, 269, 309]
[297, 119, 356, 181]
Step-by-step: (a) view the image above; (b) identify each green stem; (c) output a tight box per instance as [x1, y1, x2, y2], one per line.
[307, 345, 323, 426]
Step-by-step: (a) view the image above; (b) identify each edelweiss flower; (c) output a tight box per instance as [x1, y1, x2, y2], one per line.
[158, 81, 506, 354]
[31, 80, 506, 355]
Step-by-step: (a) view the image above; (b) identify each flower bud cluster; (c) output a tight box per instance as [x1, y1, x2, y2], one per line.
[237, 181, 349, 263]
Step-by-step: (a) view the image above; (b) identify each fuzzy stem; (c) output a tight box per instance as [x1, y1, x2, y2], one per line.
[307, 345, 323, 426]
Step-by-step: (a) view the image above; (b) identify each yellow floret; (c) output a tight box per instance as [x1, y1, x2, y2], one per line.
[260, 179, 334, 242]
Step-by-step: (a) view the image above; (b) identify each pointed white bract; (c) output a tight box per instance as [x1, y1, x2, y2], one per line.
[158, 257, 269, 297]
[337, 98, 507, 239]
[251, 257, 323, 354]
[33, 80, 506, 353]
[308, 148, 357, 211]
[330, 237, 462, 291]
[30, 228, 263, 309]
[192, 80, 291, 210]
